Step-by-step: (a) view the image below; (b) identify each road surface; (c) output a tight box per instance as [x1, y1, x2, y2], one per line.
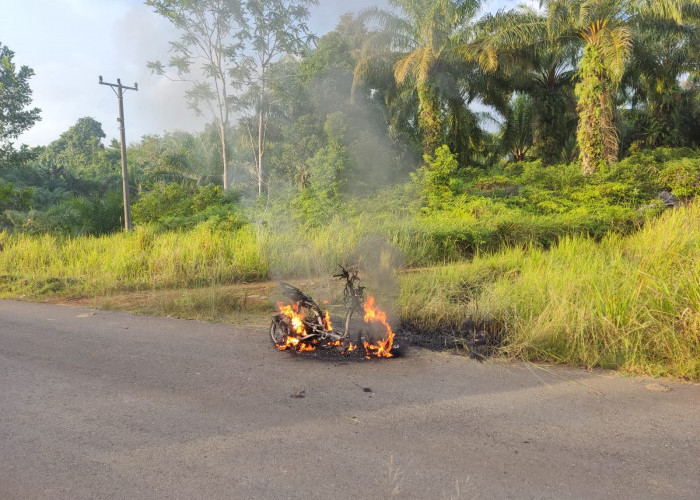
[1, 300, 698, 499]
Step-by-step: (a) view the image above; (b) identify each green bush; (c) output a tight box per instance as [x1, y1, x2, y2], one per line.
[132, 183, 244, 230]
[7, 190, 123, 236]
[0, 181, 33, 229]
[518, 160, 585, 191]
[657, 157, 700, 199]
[606, 147, 700, 196]
[412, 145, 465, 211]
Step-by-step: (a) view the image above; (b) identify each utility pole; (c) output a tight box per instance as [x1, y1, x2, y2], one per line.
[99, 76, 138, 231]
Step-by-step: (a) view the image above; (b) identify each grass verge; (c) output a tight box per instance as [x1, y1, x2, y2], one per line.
[2, 204, 697, 380]
[398, 202, 699, 380]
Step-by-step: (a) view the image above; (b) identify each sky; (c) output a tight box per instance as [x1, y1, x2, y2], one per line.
[1, 0, 520, 147]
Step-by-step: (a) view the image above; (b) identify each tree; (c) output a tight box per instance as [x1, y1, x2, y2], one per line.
[239, 0, 318, 195]
[622, 10, 699, 148]
[526, 49, 579, 165]
[128, 127, 229, 186]
[46, 117, 106, 174]
[574, 11, 630, 174]
[501, 94, 534, 162]
[146, 0, 247, 190]
[474, 13, 579, 165]
[0, 42, 41, 168]
[354, 0, 484, 158]
[475, 1, 628, 173]
[475, 0, 697, 173]
[254, 15, 407, 194]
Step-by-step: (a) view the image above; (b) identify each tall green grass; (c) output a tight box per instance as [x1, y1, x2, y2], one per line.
[0, 224, 266, 295]
[398, 202, 700, 380]
[0, 217, 400, 296]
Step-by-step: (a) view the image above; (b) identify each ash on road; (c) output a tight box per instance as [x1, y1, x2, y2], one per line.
[1, 300, 698, 499]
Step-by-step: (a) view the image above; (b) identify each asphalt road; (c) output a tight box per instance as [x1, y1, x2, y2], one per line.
[1, 300, 698, 499]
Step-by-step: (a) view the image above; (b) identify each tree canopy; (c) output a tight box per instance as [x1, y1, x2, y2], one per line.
[0, 42, 41, 169]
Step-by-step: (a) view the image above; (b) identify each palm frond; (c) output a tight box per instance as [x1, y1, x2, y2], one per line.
[394, 47, 424, 83]
[635, 0, 691, 23]
[599, 25, 633, 84]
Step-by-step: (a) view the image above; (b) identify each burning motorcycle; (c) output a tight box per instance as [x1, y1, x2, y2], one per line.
[270, 266, 399, 358]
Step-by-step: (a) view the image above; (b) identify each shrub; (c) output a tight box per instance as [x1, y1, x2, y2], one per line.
[412, 145, 463, 211]
[518, 160, 585, 191]
[8, 190, 123, 236]
[0, 181, 33, 229]
[657, 157, 700, 199]
[607, 147, 700, 197]
[132, 183, 244, 230]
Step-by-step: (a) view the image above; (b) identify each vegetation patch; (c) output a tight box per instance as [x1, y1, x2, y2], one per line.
[398, 203, 700, 380]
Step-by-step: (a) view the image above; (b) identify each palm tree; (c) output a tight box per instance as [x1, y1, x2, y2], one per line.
[474, 0, 694, 174]
[501, 94, 535, 162]
[473, 12, 579, 165]
[353, 0, 483, 158]
[527, 50, 579, 165]
[622, 10, 699, 148]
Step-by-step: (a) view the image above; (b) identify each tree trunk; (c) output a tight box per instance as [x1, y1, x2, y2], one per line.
[575, 45, 618, 175]
[257, 106, 264, 195]
[417, 83, 442, 158]
[220, 122, 229, 190]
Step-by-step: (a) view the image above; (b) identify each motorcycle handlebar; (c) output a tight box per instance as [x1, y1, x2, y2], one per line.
[333, 265, 350, 279]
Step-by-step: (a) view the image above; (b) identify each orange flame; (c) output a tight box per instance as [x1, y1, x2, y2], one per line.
[275, 301, 336, 353]
[277, 302, 306, 335]
[323, 310, 333, 331]
[275, 302, 316, 352]
[274, 295, 395, 358]
[362, 295, 395, 358]
[342, 342, 358, 355]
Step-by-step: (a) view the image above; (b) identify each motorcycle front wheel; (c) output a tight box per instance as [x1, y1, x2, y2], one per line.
[270, 315, 289, 344]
